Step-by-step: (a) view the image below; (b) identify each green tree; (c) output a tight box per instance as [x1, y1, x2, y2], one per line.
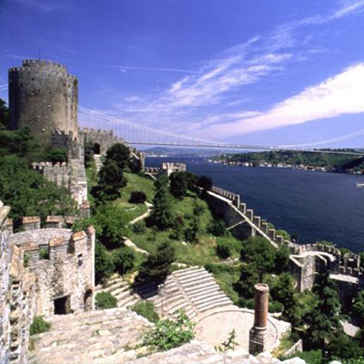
[234, 264, 259, 299]
[91, 160, 127, 203]
[274, 245, 290, 274]
[137, 242, 176, 284]
[112, 246, 135, 275]
[95, 241, 114, 284]
[197, 175, 212, 191]
[0, 156, 76, 228]
[105, 143, 130, 170]
[304, 272, 342, 350]
[150, 184, 174, 230]
[352, 290, 364, 326]
[0, 98, 9, 129]
[170, 172, 188, 199]
[240, 236, 276, 279]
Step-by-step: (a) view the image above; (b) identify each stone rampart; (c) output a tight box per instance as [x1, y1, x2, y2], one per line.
[0, 203, 95, 364]
[208, 185, 362, 293]
[32, 159, 88, 208]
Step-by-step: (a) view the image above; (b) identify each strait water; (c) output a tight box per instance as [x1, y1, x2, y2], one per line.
[146, 157, 364, 253]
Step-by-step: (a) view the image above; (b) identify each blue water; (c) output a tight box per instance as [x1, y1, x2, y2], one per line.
[146, 157, 364, 253]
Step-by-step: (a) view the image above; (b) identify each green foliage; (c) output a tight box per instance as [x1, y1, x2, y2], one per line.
[293, 350, 323, 364]
[0, 98, 9, 129]
[304, 272, 342, 350]
[207, 219, 226, 236]
[327, 333, 364, 361]
[234, 264, 259, 299]
[240, 236, 276, 279]
[95, 241, 114, 284]
[105, 143, 130, 170]
[215, 329, 238, 352]
[184, 216, 200, 243]
[218, 150, 364, 172]
[30, 316, 51, 336]
[142, 310, 195, 351]
[24, 253, 30, 267]
[343, 359, 364, 364]
[137, 242, 176, 284]
[269, 301, 283, 313]
[112, 246, 135, 275]
[91, 160, 127, 203]
[276, 229, 291, 241]
[129, 191, 146, 204]
[352, 290, 364, 326]
[95, 291, 117, 309]
[197, 175, 212, 191]
[44, 147, 67, 164]
[74, 204, 130, 249]
[216, 237, 240, 259]
[132, 220, 147, 234]
[170, 171, 188, 199]
[150, 181, 174, 230]
[0, 156, 77, 228]
[131, 300, 159, 323]
[39, 247, 49, 260]
[274, 245, 290, 274]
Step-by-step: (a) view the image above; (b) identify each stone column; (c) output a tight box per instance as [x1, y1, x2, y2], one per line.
[249, 283, 269, 355]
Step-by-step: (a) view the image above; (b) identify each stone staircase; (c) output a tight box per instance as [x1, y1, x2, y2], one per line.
[28, 308, 152, 364]
[125, 340, 250, 364]
[152, 267, 234, 320]
[95, 274, 139, 309]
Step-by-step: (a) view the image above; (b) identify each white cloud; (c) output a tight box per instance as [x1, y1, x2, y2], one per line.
[205, 64, 364, 138]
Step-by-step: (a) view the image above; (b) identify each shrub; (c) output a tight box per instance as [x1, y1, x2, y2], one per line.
[95, 241, 114, 284]
[143, 310, 195, 351]
[39, 247, 49, 260]
[24, 253, 30, 267]
[129, 191, 147, 204]
[131, 301, 159, 323]
[208, 219, 226, 236]
[30, 316, 51, 335]
[216, 240, 232, 259]
[269, 300, 283, 313]
[112, 246, 135, 275]
[95, 291, 117, 310]
[132, 220, 146, 233]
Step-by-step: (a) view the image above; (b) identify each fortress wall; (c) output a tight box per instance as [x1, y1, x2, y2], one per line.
[0, 213, 95, 364]
[32, 159, 88, 208]
[9, 60, 78, 143]
[0, 202, 11, 364]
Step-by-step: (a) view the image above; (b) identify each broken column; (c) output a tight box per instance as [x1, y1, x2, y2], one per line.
[249, 283, 269, 355]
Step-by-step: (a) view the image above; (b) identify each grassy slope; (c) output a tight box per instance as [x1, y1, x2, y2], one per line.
[87, 166, 243, 301]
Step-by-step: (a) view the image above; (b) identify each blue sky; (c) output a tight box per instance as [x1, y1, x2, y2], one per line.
[1, 0, 364, 148]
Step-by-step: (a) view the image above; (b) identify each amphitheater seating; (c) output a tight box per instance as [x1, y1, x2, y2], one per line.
[28, 308, 152, 364]
[95, 275, 139, 309]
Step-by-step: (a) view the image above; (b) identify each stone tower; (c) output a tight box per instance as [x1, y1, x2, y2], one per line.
[8, 59, 78, 144]
[249, 283, 269, 355]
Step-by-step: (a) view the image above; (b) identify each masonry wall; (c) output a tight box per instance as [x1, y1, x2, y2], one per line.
[0, 202, 11, 364]
[9, 60, 78, 144]
[1, 209, 95, 364]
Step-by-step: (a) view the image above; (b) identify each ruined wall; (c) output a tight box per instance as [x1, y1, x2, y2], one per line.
[0, 208, 94, 364]
[0, 202, 11, 364]
[9, 60, 78, 144]
[32, 160, 88, 210]
[80, 128, 123, 155]
[207, 185, 363, 294]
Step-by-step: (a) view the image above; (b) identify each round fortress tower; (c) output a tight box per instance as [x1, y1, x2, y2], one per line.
[8, 59, 78, 143]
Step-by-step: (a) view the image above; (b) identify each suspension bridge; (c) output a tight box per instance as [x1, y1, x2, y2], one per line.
[79, 108, 364, 157]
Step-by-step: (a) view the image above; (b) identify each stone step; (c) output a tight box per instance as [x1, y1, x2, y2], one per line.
[180, 276, 216, 290]
[174, 268, 206, 280]
[197, 298, 233, 313]
[192, 291, 228, 306]
[176, 270, 212, 283]
[185, 284, 220, 297]
[190, 290, 226, 305]
[173, 266, 201, 276]
[117, 295, 139, 308]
